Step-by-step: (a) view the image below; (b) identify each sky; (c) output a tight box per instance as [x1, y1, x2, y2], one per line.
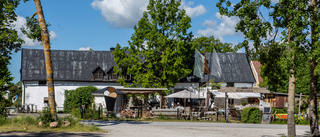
[8, 0, 278, 84]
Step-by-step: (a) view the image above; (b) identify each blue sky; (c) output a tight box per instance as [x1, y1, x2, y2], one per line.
[8, 0, 265, 83]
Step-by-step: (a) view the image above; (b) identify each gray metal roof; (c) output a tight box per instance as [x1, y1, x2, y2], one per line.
[179, 52, 255, 83]
[21, 49, 115, 81]
[21, 49, 255, 83]
[203, 52, 255, 83]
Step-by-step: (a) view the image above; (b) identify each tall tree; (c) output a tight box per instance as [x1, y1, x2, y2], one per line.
[192, 36, 238, 53]
[114, 0, 193, 92]
[0, 0, 24, 93]
[308, 0, 320, 135]
[217, 0, 312, 136]
[23, 0, 57, 120]
[34, 0, 56, 121]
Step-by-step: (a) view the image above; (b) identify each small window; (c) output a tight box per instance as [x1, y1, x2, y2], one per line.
[39, 81, 47, 85]
[93, 68, 105, 80]
[226, 83, 234, 87]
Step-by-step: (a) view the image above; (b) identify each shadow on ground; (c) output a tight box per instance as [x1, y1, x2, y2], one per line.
[0, 132, 105, 137]
[81, 120, 150, 127]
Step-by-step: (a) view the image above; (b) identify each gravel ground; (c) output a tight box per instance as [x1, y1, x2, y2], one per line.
[81, 120, 311, 137]
[0, 120, 311, 137]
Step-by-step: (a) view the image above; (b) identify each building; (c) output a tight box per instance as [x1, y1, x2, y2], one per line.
[20, 48, 255, 111]
[250, 60, 263, 87]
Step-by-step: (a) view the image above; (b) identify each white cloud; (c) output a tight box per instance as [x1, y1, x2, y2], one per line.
[202, 20, 216, 28]
[271, 0, 279, 3]
[91, 0, 148, 28]
[197, 12, 242, 38]
[49, 31, 57, 40]
[12, 15, 57, 47]
[91, 0, 206, 28]
[78, 47, 92, 51]
[180, 1, 206, 18]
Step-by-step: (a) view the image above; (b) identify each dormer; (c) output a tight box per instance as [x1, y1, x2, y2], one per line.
[92, 67, 106, 81]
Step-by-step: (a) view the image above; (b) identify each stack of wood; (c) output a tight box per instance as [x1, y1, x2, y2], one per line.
[120, 110, 135, 118]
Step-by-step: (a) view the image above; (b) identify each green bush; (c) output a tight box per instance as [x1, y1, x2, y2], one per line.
[0, 94, 10, 118]
[272, 108, 287, 114]
[37, 108, 54, 127]
[64, 86, 98, 114]
[241, 107, 261, 123]
[59, 115, 77, 126]
[0, 117, 6, 126]
[83, 107, 102, 119]
[271, 120, 287, 124]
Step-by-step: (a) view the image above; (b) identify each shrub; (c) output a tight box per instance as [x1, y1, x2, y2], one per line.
[0, 117, 6, 126]
[60, 115, 77, 126]
[0, 94, 10, 118]
[64, 86, 98, 114]
[272, 108, 287, 114]
[241, 107, 261, 123]
[37, 107, 54, 127]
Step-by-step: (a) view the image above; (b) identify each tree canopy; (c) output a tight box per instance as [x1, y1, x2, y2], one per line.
[217, 0, 320, 136]
[114, 0, 193, 91]
[192, 36, 238, 53]
[0, 0, 24, 92]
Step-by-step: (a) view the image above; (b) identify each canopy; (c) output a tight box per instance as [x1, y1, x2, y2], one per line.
[165, 89, 205, 99]
[215, 93, 246, 99]
[211, 90, 260, 99]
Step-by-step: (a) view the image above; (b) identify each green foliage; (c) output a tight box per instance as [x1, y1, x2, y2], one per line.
[271, 120, 287, 124]
[0, 0, 24, 110]
[272, 108, 287, 114]
[64, 86, 98, 113]
[21, 15, 51, 43]
[38, 107, 53, 127]
[0, 93, 9, 118]
[216, 0, 312, 95]
[59, 115, 77, 126]
[192, 36, 238, 53]
[83, 107, 102, 120]
[198, 79, 224, 90]
[113, 0, 193, 93]
[294, 115, 309, 125]
[241, 107, 261, 124]
[0, 116, 6, 126]
[8, 82, 22, 107]
[158, 113, 170, 120]
[241, 100, 247, 106]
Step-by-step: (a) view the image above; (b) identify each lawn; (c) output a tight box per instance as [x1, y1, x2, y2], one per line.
[0, 116, 105, 133]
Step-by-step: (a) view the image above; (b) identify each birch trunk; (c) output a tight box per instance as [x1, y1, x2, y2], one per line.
[287, 26, 296, 137]
[34, 0, 57, 121]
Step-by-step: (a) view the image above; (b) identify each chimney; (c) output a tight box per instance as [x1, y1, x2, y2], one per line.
[110, 47, 115, 51]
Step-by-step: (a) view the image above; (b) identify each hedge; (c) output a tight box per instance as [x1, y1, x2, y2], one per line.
[241, 107, 260, 123]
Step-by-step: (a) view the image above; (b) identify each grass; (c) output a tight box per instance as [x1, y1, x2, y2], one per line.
[0, 116, 105, 133]
[102, 115, 241, 123]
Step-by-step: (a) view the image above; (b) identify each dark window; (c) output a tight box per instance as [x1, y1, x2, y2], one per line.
[227, 83, 234, 87]
[93, 69, 105, 80]
[38, 81, 47, 85]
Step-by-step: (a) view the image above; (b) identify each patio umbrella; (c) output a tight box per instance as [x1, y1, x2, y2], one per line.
[165, 89, 205, 99]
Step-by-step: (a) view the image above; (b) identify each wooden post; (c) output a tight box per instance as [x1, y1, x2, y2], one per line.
[225, 92, 228, 123]
[216, 108, 219, 121]
[298, 92, 302, 119]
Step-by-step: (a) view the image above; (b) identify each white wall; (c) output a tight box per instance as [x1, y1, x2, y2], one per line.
[234, 83, 253, 87]
[22, 81, 122, 111]
[94, 95, 106, 109]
